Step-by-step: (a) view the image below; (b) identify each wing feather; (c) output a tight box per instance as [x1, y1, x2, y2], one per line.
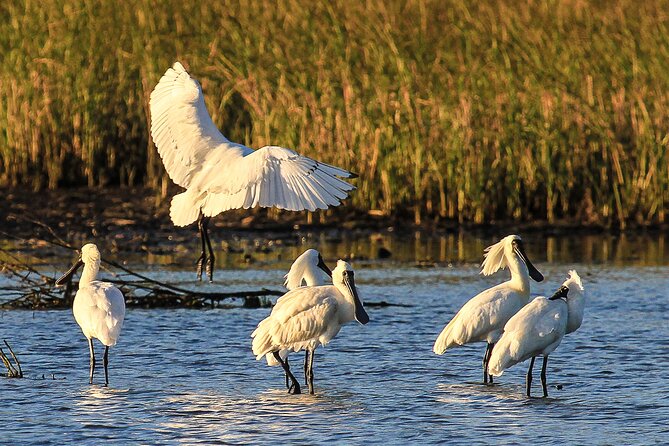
[251, 287, 339, 358]
[199, 146, 354, 217]
[488, 297, 567, 375]
[149, 62, 250, 187]
[151, 63, 356, 221]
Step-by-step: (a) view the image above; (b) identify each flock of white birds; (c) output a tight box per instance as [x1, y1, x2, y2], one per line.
[54, 62, 587, 397]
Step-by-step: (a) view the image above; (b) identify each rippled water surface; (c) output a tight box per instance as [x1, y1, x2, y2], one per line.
[1, 235, 668, 445]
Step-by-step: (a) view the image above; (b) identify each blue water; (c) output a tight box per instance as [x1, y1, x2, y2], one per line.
[1, 257, 668, 444]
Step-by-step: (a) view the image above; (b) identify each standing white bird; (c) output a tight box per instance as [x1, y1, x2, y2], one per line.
[268, 249, 332, 388]
[149, 62, 356, 282]
[433, 235, 544, 384]
[251, 260, 369, 394]
[488, 271, 586, 397]
[56, 244, 125, 386]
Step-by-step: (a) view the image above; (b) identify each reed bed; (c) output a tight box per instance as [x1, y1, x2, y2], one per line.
[1, 0, 667, 227]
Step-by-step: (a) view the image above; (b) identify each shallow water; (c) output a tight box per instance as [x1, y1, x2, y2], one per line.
[1, 236, 669, 444]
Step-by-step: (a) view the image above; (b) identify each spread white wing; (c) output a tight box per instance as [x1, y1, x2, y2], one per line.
[149, 62, 250, 188]
[150, 62, 356, 226]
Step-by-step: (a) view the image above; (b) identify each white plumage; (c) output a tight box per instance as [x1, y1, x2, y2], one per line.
[432, 234, 544, 384]
[283, 249, 331, 291]
[56, 244, 125, 385]
[149, 62, 356, 281]
[265, 249, 332, 369]
[251, 260, 369, 394]
[488, 270, 586, 397]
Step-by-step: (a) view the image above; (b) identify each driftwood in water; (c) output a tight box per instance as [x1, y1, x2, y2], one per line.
[0, 340, 23, 378]
[0, 233, 282, 310]
[0, 218, 408, 310]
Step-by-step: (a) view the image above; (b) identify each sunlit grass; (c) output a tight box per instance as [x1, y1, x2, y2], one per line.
[0, 0, 667, 227]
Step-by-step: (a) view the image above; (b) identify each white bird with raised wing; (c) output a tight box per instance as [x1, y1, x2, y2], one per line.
[433, 235, 544, 384]
[252, 260, 369, 394]
[149, 62, 356, 281]
[267, 249, 332, 387]
[56, 244, 125, 386]
[488, 270, 586, 397]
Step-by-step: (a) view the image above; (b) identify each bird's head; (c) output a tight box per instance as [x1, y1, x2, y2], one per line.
[81, 243, 101, 265]
[333, 260, 369, 325]
[55, 243, 101, 286]
[549, 270, 584, 301]
[480, 234, 543, 282]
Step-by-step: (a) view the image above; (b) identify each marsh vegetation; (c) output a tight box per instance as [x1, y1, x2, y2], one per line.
[1, 0, 667, 227]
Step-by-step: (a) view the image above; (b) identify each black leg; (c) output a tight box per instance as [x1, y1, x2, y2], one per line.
[482, 345, 488, 384]
[284, 355, 290, 390]
[201, 216, 215, 282]
[88, 338, 96, 385]
[103, 346, 110, 386]
[273, 351, 301, 394]
[489, 343, 494, 384]
[541, 356, 549, 397]
[483, 342, 495, 384]
[303, 350, 310, 386]
[307, 349, 315, 395]
[196, 214, 207, 281]
[526, 356, 536, 397]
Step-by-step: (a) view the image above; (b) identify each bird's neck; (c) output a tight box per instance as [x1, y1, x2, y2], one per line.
[566, 294, 586, 334]
[334, 282, 356, 323]
[302, 269, 324, 287]
[79, 262, 99, 288]
[507, 257, 531, 294]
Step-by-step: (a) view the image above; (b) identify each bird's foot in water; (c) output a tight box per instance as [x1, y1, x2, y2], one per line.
[196, 254, 206, 281]
[288, 382, 302, 394]
[205, 256, 214, 283]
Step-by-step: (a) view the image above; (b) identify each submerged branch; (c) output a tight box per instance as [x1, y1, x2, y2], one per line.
[0, 340, 23, 378]
[0, 229, 282, 310]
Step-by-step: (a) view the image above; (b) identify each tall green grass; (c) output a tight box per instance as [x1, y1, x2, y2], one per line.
[1, 0, 667, 227]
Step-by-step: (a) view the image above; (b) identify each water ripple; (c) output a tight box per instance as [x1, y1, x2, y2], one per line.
[1, 265, 668, 444]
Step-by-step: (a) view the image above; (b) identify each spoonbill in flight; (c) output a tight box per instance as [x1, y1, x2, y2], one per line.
[268, 249, 332, 389]
[252, 260, 369, 394]
[488, 271, 586, 397]
[149, 62, 356, 282]
[433, 235, 544, 384]
[56, 244, 125, 386]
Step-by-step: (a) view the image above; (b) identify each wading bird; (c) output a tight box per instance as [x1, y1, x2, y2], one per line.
[433, 235, 544, 384]
[488, 271, 586, 397]
[268, 249, 332, 388]
[56, 244, 125, 386]
[149, 62, 356, 282]
[252, 260, 369, 394]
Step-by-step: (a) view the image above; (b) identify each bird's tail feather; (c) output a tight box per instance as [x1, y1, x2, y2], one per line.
[488, 338, 516, 376]
[252, 322, 276, 360]
[170, 191, 201, 227]
[433, 321, 457, 355]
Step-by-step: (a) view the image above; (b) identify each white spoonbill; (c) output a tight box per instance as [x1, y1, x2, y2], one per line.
[488, 270, 586, 397]
[433, 235, 544, 384]
[149, 62, 356, 282]
[252, 260, 369, 394]
[267, 249, 332, 388]
[56, 244, 125, 386]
